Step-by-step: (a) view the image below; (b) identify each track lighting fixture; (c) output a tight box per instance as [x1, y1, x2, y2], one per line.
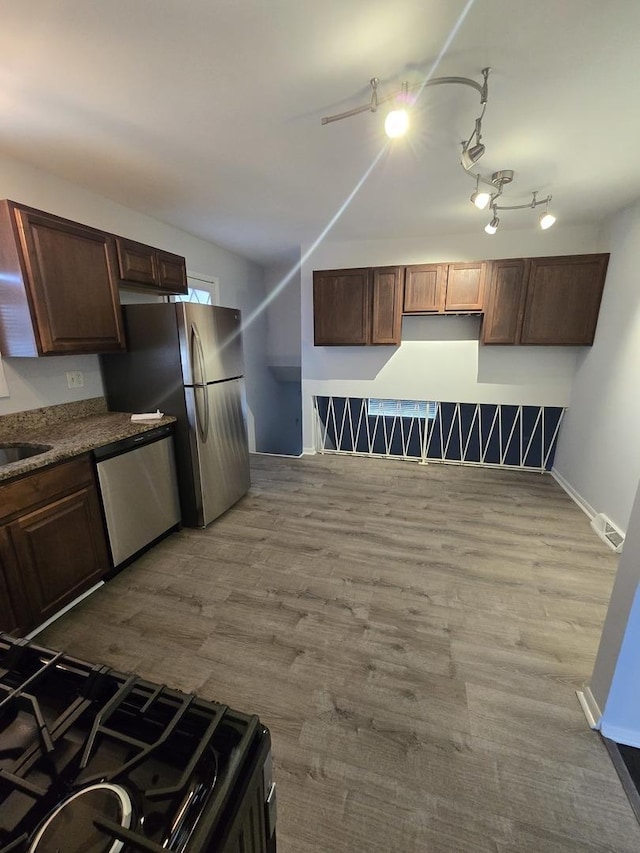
[470, 175, 491, 210]
[321, 66, 557, 234]
[321, 68, 489, 129]
[485, 209, 499, 235]
[484, 186, 555, 233]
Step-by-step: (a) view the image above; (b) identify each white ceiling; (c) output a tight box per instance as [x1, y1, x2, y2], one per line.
[1, 0, 639, 265]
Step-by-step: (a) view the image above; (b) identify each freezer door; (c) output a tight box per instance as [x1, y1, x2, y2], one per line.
[177, 303, 244, 385]
[185, 378, 250, 526]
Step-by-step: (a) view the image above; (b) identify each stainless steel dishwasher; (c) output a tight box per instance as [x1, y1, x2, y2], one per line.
[94, 424, 181, 572]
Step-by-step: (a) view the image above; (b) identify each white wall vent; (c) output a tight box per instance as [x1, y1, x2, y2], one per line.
[590, 513, 625, 553]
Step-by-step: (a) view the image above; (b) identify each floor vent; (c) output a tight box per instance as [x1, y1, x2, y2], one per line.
[590, 513, 625, 553]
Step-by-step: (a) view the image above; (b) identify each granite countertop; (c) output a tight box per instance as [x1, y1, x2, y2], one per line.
[0, 398, 177, 483]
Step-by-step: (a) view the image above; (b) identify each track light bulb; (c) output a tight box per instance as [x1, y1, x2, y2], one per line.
[539, 211, 556, 230]
[485, 215, 499, 235]
[471, 190, 491, 210]
[384, 109, 409, 139]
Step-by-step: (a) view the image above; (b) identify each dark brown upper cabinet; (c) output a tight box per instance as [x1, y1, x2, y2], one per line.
[313, 267, 403, 346]
[403, 262, 486, 314]
[403, 264, 447, 313]
[0, 200, 126, 356]
[481, 259, 529, 345]
[482, 254, 609, 346]
[520, 254, 610, 345]
[371, 267, 404, 344]
[116, 238, 188, 294]
[445, 262, 486, 311]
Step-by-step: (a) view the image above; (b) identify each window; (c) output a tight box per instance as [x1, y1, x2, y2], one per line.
[171, 273, 220, 306]
[367, 399, 437, 419]
[173, 287, 212, 305]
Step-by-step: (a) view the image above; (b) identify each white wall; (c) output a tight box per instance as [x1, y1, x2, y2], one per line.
[0, 154, 279, 451]
[301, 224, 602, 452]
[264, 256, 301, 370]
[588, 480, 640, 733]
[553, 200, 640, 533]
[259, 257, 303, 454]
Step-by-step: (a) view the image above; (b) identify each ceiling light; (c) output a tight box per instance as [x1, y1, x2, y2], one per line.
[539, 200, 556, 230]
[384, 80, 410, 139]
[461, 142, 485, 171]
[485, 213, 499, 235]
[490, 189, 554, 232]
[460, 111, 486, 171]
[321, 69, 558, 235]
[384, 109, 409, 139]
[470, 175, 491, 210]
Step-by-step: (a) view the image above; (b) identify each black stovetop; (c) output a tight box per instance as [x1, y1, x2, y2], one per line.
[0, 634, 262, 853]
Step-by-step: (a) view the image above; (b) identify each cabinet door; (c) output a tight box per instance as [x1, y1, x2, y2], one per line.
[116, 237, 157, 286]
[14, 207, 125, 355]
[0, 560, 21, 634]
[445, 262, 486, 312]
[0, 527, 32, 635]
[10, 485, 109, 626]
[481, 259, 529, 344]
[521, 254, 609, 345]
[403, 264, 446, 312]
[157, 250, 188, 294]
[313, 269, 371, 345]
[371, 267, 403, 345]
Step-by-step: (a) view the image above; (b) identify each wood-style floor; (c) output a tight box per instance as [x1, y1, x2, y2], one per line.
[41, 453, 639, 852]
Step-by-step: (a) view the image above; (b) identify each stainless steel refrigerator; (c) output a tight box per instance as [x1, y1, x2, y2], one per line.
[100, 303, 250, 528]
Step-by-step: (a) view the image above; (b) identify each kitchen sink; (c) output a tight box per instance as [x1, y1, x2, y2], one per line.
[0, 443, 53, 464]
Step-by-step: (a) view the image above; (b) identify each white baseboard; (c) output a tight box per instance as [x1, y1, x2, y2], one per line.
[576, 685, 602, 730]
[253, 450, 304, 459]
[26, 581, 104, 639]
[551, 467, 597, 520]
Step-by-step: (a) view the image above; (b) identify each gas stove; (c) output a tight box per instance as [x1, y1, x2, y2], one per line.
[0, 634, 276, 853]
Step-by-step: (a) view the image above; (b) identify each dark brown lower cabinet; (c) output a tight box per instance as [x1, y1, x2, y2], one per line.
[0, 456, 109, 635]
[0, 527, 30, 635]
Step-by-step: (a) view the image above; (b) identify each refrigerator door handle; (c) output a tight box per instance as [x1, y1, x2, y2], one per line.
[190, 322, 209, 386]
[194, 384, 210, 442]
[191, 323, 210, 441]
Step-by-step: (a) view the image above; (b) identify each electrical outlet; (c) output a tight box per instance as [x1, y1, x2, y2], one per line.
[66, 371, 84, 389]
